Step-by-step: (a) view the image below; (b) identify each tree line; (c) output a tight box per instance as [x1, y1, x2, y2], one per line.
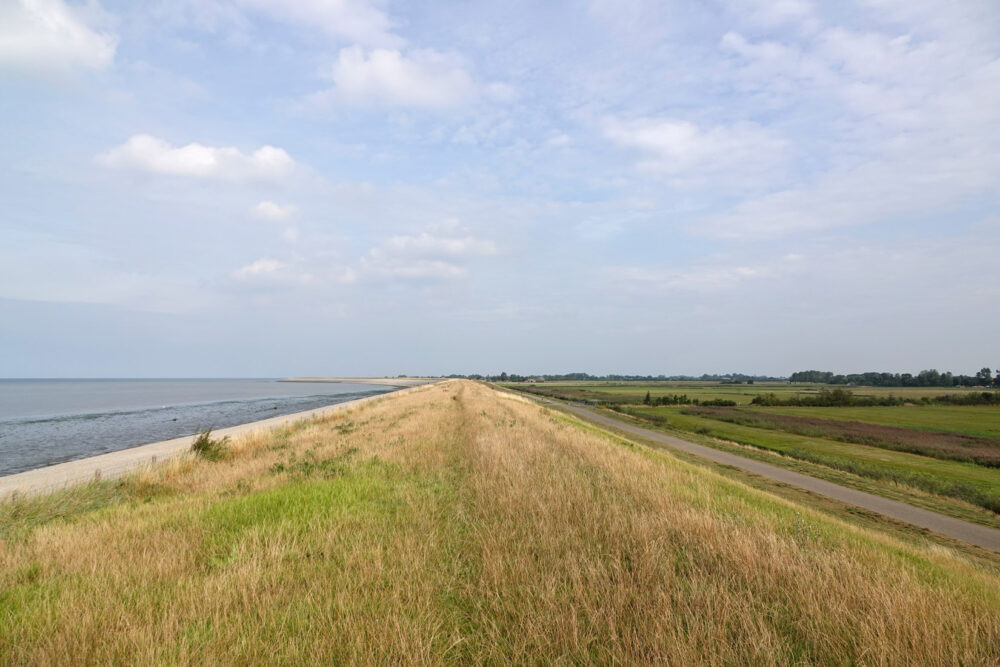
[789, 368, 999, 388]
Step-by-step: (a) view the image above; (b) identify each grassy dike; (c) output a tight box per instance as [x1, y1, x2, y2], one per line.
[2, 381, 999, 664]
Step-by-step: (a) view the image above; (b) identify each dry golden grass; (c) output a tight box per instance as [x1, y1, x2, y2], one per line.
[2, 380, 999, 664]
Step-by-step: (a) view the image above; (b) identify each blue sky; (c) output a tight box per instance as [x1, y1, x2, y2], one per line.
[1, 0, 998, 377]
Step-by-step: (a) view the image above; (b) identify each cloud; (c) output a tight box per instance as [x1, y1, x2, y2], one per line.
[606, 261, 788, 294]
[705, 10, 1000, 238]
[97, 135, 295, 181]
[325, 47, 477, 109]
[726, 0, 817, 30]
[231, 257, 317, 285]
[381, 232, 498, 258]
[252, 200, 296, 220]
[232, 258, 284, 280]
[0, 231, 210, 313]
[0, 0, 117, 73]
[236, 0, 401, 47]
[603, 117, 787, 187]
[360, 229, 498, 281]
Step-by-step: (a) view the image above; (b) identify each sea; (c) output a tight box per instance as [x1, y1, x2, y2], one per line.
[0, 379, 397, 477]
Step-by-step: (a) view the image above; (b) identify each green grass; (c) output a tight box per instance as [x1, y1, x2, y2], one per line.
[510, 381, 981, 406]
[628, 406, 1000, 518]
[764, 405, 1000, 438]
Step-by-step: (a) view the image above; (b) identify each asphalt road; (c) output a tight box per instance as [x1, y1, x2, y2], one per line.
[556, 401, 1000, 552]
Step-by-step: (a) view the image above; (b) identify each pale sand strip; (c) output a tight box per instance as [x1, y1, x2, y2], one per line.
[0, 382, 438, 500]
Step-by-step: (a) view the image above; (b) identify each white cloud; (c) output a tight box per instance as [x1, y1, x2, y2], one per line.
[236, 0, 401, 47]
[326, 47, 477, 109]
[0, 0, 117, 73]
[0, 231, 210, 313]
[607, 262, 783, 293]
[361, 258, 468, 281]
[382, 232, 498, 258]
[727, 0, 817, 30]
[707, 9, 1000, 238]
[360, 228, 498, 281]
[233, 258, 284, 279]
[97, 135, 295, 181]
[231, 257, 315, 285]
[252, 200, 296, 220]
[603, 116, 787, 186]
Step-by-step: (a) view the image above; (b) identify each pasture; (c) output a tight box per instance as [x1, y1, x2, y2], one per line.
[512, 381, 982, 406]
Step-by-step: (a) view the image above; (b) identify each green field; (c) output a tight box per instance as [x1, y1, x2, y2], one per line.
[627, 406, 1000, 519]
[511, 381, 983, 406]
[766, 405, 1000, 438]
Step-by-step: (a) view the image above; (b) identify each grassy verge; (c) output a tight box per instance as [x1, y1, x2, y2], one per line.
[3, 381, 999, 663]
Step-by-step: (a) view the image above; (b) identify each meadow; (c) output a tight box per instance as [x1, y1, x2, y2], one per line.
[766, 405, 1000, 438]
[512, 381, 990, 405]
[3, 381, 999, 664]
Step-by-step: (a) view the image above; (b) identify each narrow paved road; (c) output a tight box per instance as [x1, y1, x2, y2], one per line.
[554, 401, 1000, 552]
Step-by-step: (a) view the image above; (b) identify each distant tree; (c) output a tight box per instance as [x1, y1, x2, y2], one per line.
[499, 372, 509, 382]
[976, 368, 993, 386]
[643, 391, 651, 405]
[916, 369, 941, 386]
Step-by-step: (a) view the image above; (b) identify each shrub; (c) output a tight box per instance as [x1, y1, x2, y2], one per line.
[191, 429, 230, 461]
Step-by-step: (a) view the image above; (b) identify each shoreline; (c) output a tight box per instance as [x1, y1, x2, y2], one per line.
[0, 382, 437, 499]
[280, 377, 439, 387]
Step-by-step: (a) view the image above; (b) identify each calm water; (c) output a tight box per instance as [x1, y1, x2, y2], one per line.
[0, 379, 397, 476]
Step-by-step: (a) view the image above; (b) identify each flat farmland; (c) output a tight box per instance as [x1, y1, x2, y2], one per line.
[765, 405, 1000, 439]
[512, 382, 809, 405]
[510, 381, 982, 406]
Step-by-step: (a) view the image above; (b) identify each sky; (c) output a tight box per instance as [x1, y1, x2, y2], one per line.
[1, 0, 998, 378]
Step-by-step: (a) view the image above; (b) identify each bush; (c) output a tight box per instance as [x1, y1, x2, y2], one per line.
[930, 392, 1000, 406]
[750, 389, 904, 407]
[191, 429, 230, 461]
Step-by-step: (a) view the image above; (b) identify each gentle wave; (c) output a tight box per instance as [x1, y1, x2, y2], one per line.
[0, 382, 393, 476]
[0, 392, 370, 428]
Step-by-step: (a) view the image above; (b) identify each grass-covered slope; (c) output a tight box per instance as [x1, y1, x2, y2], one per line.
[2, 381, 999, 664]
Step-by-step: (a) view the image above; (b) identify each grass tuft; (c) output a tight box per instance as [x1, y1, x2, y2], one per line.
[190, 429, 231, 461]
